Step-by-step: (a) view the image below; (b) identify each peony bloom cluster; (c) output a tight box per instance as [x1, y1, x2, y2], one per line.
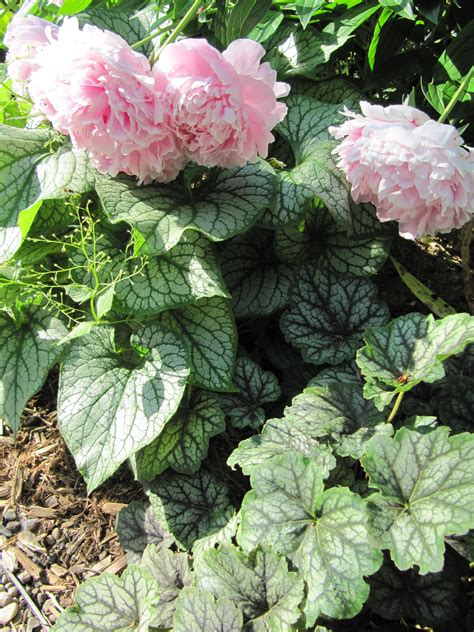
[5, 15, 289, 184]
[329, 102, 473, 240]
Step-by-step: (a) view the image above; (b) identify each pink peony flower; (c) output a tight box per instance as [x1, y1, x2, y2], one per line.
[329, 102, 473, 239]
[28, 18, 185, 183]
[154, 38, 290, 168]
[4, 14, 59, 94]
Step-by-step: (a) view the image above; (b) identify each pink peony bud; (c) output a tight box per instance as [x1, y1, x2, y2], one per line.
[28, 18, 185, 184]
[154, 38, 290, 168]
[4, 14, 59, 94]
[329, 102, 474, 240]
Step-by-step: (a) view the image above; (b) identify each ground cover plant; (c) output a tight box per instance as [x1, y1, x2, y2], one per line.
[0, 0, 473, 630]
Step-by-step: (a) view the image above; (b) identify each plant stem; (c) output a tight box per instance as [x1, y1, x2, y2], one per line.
[438, 67, 473, 124]
[387, 391, 405, 423]
[130, 26, 169, 50]
[153, 0, 202, 61]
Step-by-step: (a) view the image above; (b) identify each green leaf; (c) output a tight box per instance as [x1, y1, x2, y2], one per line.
[284, 382, 390, 458]
[0, 126, 94, 260]
[226, 0, 272, 43]
[58, 326, 189, 491]
[219, 229, 293, 318]
[63, 284, 94, 304]
[390, 256, 456, 318]
[146, 469, 235, 550]
[95, 283, 115, 319]
[59, 0, 94, 15]
[96, 163, 275, 256]
[281, 265, 389, 366]
[58, 321, 97, 345]
[265, 4, 380, 76]
[228, 416, 336, 475]
[0, 201, 42, 264]
[0, 310, 67, 434]
[368, 7, 392, 70]
[356, 312, 474, 409]
[116, 501, 174, 558]
[248, 10, 283, 44]
[296, 0, 325, 29]
[173, 587, 243, 632]
[438, 377, 474, 433]
[275, 203, 393, 276]
[361, 426, 474, 573]
[136, 297, 237, 392]
[238, 453, 382, 622]
[115, 233, 229, 316]
[133, 392, 225, 480]
[140, 545, 193, 629]
[308, 362, 361, 388]
[194, 545, 304, 630]
[264, 95, 352, 227]
[379, 0, 415, 20]
[51, 566, 160, 631]
[193, 512, 240, 558]
[288, 77, 361, 107]
[219, 357, 280, 430]
[368, 556, 463, 626]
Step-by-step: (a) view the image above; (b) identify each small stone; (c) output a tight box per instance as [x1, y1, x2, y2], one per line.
[37, 593, 48, 606]
[4, 582, 13, 590]
[52, 528, 61, 540]
[0, 526, 11, 538]
[7, 521, 20, 534]
[1, 575, 9, 585]
[45, 535, 56, 546]
[18, 571, 31, 584]
[3, 509, 17, 522]
[7, 586, 18, 598]
[24, 415, 42, 428]
[23, 519, 40, 532]
[27, 617, 41, 632]
[0, 602, 19, 626]
[0, 593, 12, 608]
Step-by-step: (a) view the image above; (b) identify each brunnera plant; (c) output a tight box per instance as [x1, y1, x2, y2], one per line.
[0, 0, 473, 630]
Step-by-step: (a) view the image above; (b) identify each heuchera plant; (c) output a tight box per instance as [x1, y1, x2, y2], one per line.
[0, 0, 473, 630]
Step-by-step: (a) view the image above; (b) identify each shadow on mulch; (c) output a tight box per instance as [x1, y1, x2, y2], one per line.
[0, 373, 145, 629]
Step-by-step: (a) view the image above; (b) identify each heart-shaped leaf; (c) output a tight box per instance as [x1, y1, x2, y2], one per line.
[52, 567, 160, 631]
[219, 229, 293, 318]
[281, 264, 389, 366]
[238, 452, 382, 622]
[275, 202, 394, 277]
[146, 470, 235, 550]
[96, 162, 275, 256]
[362, 426, 474, 573]
[116, 501, 174, 559]
[133, 392, 225, 479]
[219, 356, 280, 430]
[115, 233, 229, 315]
[173, 587, 243, 632]
[357, 312, 474, 409]
[194, 545, 304, 630]
[58, 326, 189, 491]
[0, 310, 67, 434]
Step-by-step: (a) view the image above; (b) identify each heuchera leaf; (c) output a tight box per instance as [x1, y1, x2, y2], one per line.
[289, 77, 361, 107]
[95, 162, 275, 256]
[146, 469, 235, 550]
[356, 312, 474, 409]
[194, 545, 305, 630]
[284, 382, 391, 458]
[140, 544, 193, 629]
[136, 297, 237, 392]
[192, 512, 240, 558]
[219, 356, 281, 430]
[173, 587, 243, 632]
[51, 566, 160, 631]
[115, 233, 229, 315]
[116, 501, 174, 559]
[264, 95, 351, 227]
[219, 229, 293, 318]
[58, 326, 189, 492]
[281, 264, 389, 366]
[133, 392, 225, 480]
[228, 416, 336, 476]
[274, 202, 394, 277]
[438, 377, 474, 433]
[361, 426, 474, 573]
[238, 453, 382, 623]
[0, 310, 67, 434]
[369, 555, 464, 626]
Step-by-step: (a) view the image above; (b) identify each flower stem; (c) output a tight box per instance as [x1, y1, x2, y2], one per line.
[438, 67, 473, 124]
[387, 391, 404, 424]
[131, 26, 170, 50]
[152, 0, 202, 62]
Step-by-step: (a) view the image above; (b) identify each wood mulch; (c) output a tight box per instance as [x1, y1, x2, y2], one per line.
[0, 394, 144, 630]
